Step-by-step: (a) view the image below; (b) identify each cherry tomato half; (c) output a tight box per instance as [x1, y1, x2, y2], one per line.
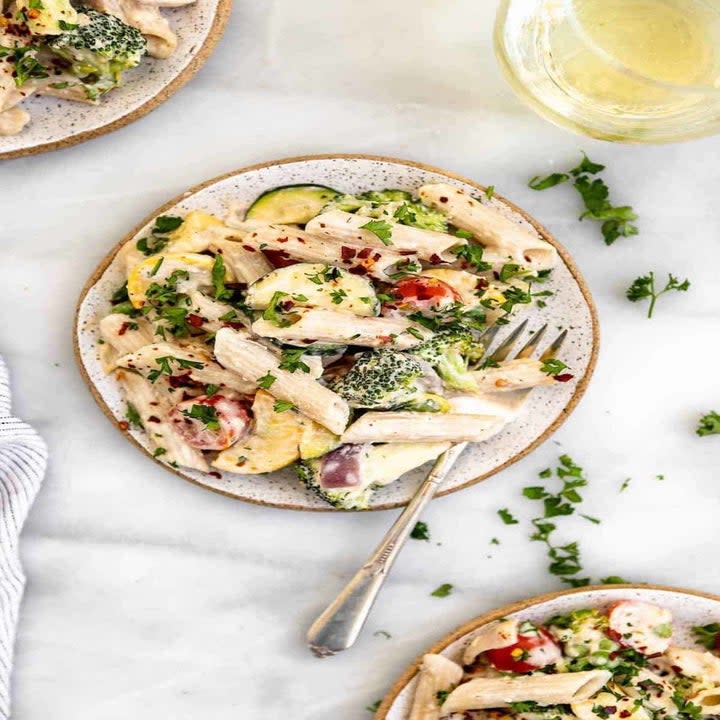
[169, 394, 251, 451]
[387, 277, 461, 314]
[607, 600, 673, 656]
[485, 625, 562, 673]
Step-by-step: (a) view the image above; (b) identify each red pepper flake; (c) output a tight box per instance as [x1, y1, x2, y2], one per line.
[378, 335, 392, 344]
[439, 196, 448, 203]
[554, 373, 574, 383]
[118, 420, 130, 431]
[399, 250, 415, 256]
[223, 321, 245, 330]
[208, 471, 222, 479]
[348, 266, 368, 276]
[620, 712, 631, 718]
[429, 253, 443, 265]
[319, 223, 326, 228]
[263, 249, 296, 268]
[187, 314, 204, 328]
[340, 246, 357, 261]
[118, 322, 130, 336]
[147, 415, 162, 423]
[476, 278, 489, 290]
[372, 253, 382, 262]
[277, 237, 289, 244]
[524, 254, 533, 263]
[357, 247, 372, 259]
[241, 244, 256, 253]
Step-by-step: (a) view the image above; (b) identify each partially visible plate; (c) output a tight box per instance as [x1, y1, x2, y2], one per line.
[0, 0, 231, 160]
[74, 154, 599, 511]
[377, 584, 720, 720]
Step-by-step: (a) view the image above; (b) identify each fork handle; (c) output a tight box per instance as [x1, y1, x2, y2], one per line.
[306, 442, 468, 657]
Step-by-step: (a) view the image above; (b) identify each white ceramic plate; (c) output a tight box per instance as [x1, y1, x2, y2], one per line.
[377, 584, 720, 720]
[74, 154, 599, 511]
[0, 0, 230, 160]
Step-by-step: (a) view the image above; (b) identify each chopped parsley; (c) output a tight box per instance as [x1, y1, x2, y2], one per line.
[212, 254, 233, 301]
[149, 257, 164, 276]
[436, 690, 451, 705]
[360, 220, 393, 245]
[330, 288, 347, 304]
[692, 623, 720, 649]
[153, 216, 183, 233]
[620, 478, 631, 492]
[1, 45, 49, 87]
[373, 630, 392, 639]
[600, 576, 628, 584]
[205, 384, 220, 396]
[540, 358, 569, 377]
[410, 521, 430, 541]
[278, 348, 310, 373]
[153, 447, 167, 458]
[697, 411, 720, 437]
[273, 400, 295, 413]
[498, 508, 519, 525]
[453, 228, 473, 240]
[262, 291, 295, 327]
[366, 700, 381, 713]
[451, 243, 491, 272]
[257, 372, 276, 389]
[305, 265, 341, 284]
[485, 185, 495, 200]
[430, 583, 453, 598]
[136, 216, 182, 257]
[147, 355, 204, 382]
[182, 404, 220, 431]
[125, 403, 142, 428]
[626, 272, 690, 318]
[529, 153, 638, 245]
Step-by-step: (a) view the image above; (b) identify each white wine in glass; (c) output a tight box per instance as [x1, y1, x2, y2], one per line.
[495, 0, 720, 142]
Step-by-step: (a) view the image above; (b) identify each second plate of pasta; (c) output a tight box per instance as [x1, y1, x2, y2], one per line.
[74, 154, 598, 511]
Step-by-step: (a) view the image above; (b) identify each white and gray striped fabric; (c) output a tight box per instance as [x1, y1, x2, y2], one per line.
[0, 357, 47, 719]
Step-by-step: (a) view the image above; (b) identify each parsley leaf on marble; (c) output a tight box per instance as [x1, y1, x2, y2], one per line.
[410, 521, 430, 541]
[626, 272, 690, 318]
[431, 583, 453, 598]
[498, 508, 519, 525]
[697, 411, 720, 437]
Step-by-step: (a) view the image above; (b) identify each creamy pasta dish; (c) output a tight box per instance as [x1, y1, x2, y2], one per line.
[0, 0, 193, 135]
[407, 600, 720, 720]
[97, 182, 573, 509]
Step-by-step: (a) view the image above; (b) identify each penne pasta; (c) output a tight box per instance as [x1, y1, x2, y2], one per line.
[227, 222, 419, 281]
[471, 358, 557, 393]
[341, 411, 505, 444]
[463, 619, 520, 665]
[440, 670, 612, 713]
[305, 210, 462, 261]
[251, 308, 430, 350]
[116, 369, 209, 471]
[116, 341, 256, 394]
[408, 654, 464, 720]
[213, 328, 350, 434]
[99, 313, 155, 355]
[418, 183, 557, 271]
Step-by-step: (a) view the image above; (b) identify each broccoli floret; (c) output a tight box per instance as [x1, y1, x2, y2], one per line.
[331, 350, 425, 409]
[46, 8, 146, 95]
[296, 459, 376, 510]
[322, 189, 448, 233]
[411, 328, 479, 392]
[357, 189, 413, 204]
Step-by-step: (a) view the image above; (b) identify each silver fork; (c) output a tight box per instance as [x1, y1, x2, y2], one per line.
[306, 321, 568, 657]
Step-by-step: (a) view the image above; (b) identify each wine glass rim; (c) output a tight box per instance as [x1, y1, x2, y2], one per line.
[562, 0, 720, 94]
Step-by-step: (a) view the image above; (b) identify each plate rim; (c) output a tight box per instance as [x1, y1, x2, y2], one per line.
[73, 152, 600, 512]
[375, 582, 720, 720]
[0, 0, 233, 161]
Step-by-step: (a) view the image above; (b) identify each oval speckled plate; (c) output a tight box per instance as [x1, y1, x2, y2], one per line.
[377, 584, 720, 720]
[74, 154, 599, 511]
[0, 0, 231, 160]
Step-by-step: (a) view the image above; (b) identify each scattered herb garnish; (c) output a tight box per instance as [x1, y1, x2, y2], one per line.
[436, 690, 451, 705]
[540, 358, 569, 377]
[529, 153, 638, 245]
[212, 254, 233, 301]
[498, 508, 519, 525]
[431, 583, 453, 598]
[263, 291, 294, 327]
[485, 185, 495, 200]
[366, 700, 381, 713]
[626, 272, 690, 318]
[147, 355, 204, 382]
[182, 404, 220, 431]
[125, 403, 142, 428]
[451, 243, 491, 272]
[620, 478, 631, 492]
[278, 348, 310, 374]
[599, 576, 628, 585]
[205, 384, 220, 396]
[410, 521, 430, 541]
[692, 623, 720, 649]
[273, 400, 295, 413]
[361, 220, 393, 245]
[697, 411, 720, 437]
[153, 447, 167, 457]
[257, 372, 276, 389]
[374, 630, 392, 639]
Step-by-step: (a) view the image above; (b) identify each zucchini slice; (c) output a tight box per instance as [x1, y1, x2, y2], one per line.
[245, 184, 341, 224]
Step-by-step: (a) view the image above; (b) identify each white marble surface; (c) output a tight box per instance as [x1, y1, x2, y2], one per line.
[1, 1, 720, 718]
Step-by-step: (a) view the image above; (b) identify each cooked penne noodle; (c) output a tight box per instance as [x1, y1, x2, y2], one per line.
[306, 210, 463, 261]
[572, 692, 652, 720]
[341, 412, 505, 444]
[116, 341, 256, 394]
[463, 619, 520, 665]
[99, 313, 155, 355]
[116, 369, 209, 471]
[418, 183, 557, 271]
[409, 654, 463, 720]
[440, 670, 612, 713]
[228, 222, 418, 280]
[471, 358, 557, 393]
[664, 647, 720, 684]
[251, 309, 430, 350]
[213, 328, 350, 434]
[187, 290, 250, 333]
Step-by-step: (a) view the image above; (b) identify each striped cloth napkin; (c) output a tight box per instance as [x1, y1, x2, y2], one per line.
[0, 357, 47, 719]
